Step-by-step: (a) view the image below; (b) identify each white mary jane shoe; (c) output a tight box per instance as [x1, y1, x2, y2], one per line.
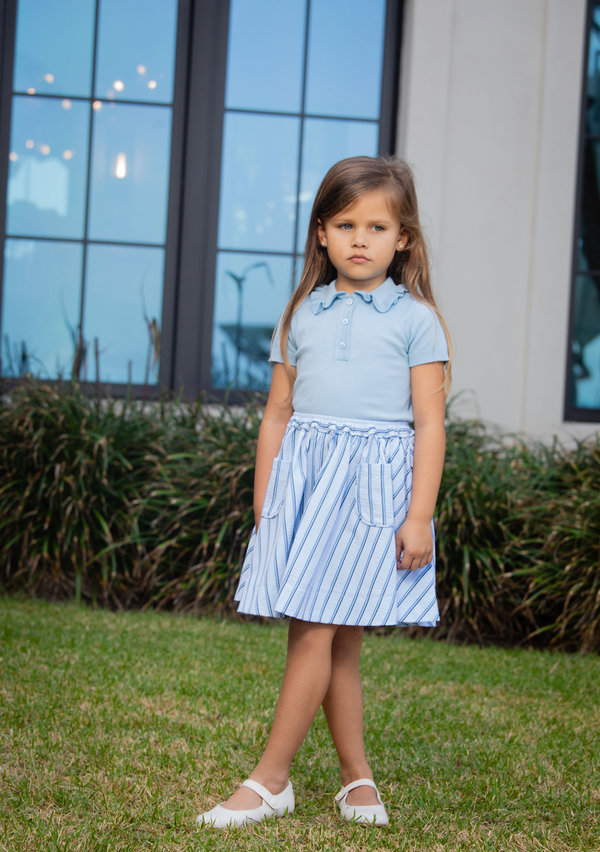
[196, 778, 295, 829]
[335, 778, 389, 826]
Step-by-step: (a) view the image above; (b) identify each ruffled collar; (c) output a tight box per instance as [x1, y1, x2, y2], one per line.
[310, 277, 408, 315]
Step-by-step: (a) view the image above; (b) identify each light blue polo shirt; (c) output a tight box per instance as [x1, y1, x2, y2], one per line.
[269, 276, 449, 422]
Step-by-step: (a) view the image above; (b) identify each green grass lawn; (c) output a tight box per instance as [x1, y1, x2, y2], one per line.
[1, 600, 599, 852]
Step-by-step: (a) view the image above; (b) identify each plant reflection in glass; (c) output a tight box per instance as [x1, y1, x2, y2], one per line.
[2, 289, 161, 391]
[1, 336, 45, 378]
[219, 261, 275, 388]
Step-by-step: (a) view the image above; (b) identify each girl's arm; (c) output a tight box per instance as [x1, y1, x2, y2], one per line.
[254, 362, 296, 528]
[396, 361, 446, 570]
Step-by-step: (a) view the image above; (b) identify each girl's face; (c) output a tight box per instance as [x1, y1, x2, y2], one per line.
[317, 189, 405, 289]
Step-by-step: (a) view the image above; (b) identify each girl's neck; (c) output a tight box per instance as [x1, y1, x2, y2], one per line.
[334, 271, 388, 294]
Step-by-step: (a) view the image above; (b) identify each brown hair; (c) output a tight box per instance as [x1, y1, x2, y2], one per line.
[276, 155, 452, 397]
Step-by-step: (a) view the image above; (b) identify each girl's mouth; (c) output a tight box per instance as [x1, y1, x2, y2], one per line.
[350, 256, 369, 263]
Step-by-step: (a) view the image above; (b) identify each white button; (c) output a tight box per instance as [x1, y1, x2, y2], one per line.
[339, 342, 346, 349]
[346, 299, 353, 305]
[341, 318, 349, 325]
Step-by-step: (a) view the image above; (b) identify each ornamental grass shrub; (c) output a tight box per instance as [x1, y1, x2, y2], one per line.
[1, 381, 599, 652]
[435, 420, 600, 652]
[0, 382, 258, 613]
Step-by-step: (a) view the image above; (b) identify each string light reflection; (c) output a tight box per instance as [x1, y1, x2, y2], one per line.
[115, 153, 127, 179]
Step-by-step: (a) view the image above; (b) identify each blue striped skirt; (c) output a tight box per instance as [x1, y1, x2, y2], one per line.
[234, 412, 439, 627]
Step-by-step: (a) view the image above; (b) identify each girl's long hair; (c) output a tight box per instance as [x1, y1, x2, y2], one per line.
[277, 155, 452, 397]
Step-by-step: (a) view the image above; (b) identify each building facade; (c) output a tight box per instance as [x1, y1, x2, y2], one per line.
[0, 0, 598, 439]
[400, 0, 597, 441]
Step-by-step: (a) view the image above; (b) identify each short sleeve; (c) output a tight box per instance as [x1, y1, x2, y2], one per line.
[407, 301, 449, 367]
[269, 314, 297, 366]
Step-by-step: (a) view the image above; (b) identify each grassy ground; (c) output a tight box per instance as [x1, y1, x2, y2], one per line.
[1, 600, 599, 852]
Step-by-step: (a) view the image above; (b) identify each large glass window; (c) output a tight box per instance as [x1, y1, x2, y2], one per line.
[568, 1, 600, 419]
[0, 0, 399, 398]
[211, 0, 388, 391]
[1, 0, 179, 384]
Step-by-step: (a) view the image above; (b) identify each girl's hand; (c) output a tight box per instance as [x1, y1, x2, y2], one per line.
[395, 519, 433, 571]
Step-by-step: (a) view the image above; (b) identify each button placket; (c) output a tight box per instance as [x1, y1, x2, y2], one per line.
[334, 297, 354, 361]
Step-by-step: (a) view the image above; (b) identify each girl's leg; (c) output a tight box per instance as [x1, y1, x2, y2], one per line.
[223, 618, 339, 810]
[321, 625, 379, 806]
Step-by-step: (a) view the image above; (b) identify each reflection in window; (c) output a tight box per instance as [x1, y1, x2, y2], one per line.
[94, 0, 178, 104]
[13, 0, 96, 98]
[569, 4, 600, 414]
[1, 0, 180, 385]
[225, 0, 307, 114]
[218, 112, 300, 253]
[572, 275, 600, 409]
[587, 6, 600, 136]
[212, 0, 387, 391]
[2, 238, 83, 378]
[88, 102, 173, 244]
[7, 96, 90, 239]
[83, 244, 164, 384]
[304, 0, 386, 119]
[212, 253, 293, 390]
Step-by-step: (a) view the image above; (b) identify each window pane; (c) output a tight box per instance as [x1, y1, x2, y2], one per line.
[83, 244, 164, 384]
[297, 118, 378, 251]
[88, 102, 172, 244]
[6, 96, 90, 239]
[211, 252, 293, 390]
[225, 0, 306, 113]
[579, 140, 600, 273]
[218, 112, 300, 253]
[304, 0, 385, 119]
[570, 274, 600, 410]
[587, 7, 600, 135]
[13, 0, 96, 98]
[1, 238, 82, 378]
[94, 0, 179, 104]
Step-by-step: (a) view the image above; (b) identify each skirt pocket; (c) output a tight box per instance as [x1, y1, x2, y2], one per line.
[261, 458, 292, 519]
[356, 462, 394, 528]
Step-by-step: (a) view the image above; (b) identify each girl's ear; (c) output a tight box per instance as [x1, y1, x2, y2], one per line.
[317, 218, 326, 245]
[397, 228, 408, 251]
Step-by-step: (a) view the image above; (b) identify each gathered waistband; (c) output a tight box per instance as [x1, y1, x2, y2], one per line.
[289, 411, 413, 436]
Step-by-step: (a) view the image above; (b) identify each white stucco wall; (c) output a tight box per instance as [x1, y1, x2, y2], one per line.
[398, 0, 595, 441]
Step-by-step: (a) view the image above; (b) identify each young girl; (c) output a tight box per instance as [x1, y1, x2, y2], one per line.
[197, 156, 451, 828]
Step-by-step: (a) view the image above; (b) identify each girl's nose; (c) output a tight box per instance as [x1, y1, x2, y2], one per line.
[352, 230, 368, 246]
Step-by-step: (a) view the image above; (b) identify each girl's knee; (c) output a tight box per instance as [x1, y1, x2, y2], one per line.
[288, 618, 338, 653]
[332, 625, 364, 654]
[336, 625, 364, 642]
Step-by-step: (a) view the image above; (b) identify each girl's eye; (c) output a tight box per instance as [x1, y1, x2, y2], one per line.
[373, 225, 384, 232]
[338, 223, 352, 230]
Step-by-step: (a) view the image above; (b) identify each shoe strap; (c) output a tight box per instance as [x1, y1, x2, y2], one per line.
[335, 778, 381, 804]
[241, 778, 284, 810]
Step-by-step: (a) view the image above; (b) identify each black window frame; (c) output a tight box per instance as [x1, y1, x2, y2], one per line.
[0, 0, 403, 401]
[565, 0, 600, 422]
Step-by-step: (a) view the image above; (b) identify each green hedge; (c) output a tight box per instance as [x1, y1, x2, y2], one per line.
[1, 382, 599, 652]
